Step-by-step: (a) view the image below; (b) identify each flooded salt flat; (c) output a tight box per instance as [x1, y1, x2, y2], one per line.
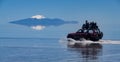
[0, 38, 120, 62]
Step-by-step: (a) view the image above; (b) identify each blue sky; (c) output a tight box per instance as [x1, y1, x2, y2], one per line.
[0, 0, 120, 39]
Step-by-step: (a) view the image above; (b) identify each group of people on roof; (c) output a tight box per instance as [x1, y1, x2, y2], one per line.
[82, 20, 98, 30]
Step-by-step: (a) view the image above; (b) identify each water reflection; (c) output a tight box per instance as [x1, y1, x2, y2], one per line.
[67, 43, 102, 62]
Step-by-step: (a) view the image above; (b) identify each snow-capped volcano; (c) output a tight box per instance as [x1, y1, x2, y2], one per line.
[31, 15, 45, 19]
[10, 15, 78, 30]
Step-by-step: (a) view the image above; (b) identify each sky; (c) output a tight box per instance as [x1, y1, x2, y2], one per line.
[0, 0, 120, 39]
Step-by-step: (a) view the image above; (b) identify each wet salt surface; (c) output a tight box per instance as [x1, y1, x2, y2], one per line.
[0, 38, 120, 62]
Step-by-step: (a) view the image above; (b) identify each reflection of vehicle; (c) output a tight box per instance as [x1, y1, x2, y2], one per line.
[67, 21, 103, 41]
[67, 45, 102, 60]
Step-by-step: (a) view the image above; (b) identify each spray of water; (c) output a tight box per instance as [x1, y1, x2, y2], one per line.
[59, 38, 120, 46]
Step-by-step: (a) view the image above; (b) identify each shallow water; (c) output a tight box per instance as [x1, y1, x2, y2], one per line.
[0, 38, 120, 62]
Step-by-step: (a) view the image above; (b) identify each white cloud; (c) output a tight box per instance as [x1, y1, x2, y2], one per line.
[31, 15, 45, 19]
[31, 25, 45, 30]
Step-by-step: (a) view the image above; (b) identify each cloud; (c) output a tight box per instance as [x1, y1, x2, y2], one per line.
[31, 25, 45, 30]
[10, 15, 78, 30]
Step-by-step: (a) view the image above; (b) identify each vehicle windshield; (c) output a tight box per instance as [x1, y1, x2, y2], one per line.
[77, 29, 83, 33]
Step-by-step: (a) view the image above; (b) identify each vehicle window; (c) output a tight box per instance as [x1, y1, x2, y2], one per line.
[89, 30, 93, 33]
[95, 30, 98, 32]
[84, 30, 87, 33]
[95, 29, 99, 33]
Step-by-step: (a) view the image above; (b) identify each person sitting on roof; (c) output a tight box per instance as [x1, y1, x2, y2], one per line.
[89, 21, 99, 29]
[94, 22, 98, 29]
[85, 20, 89, 29]
[82, 24, 86, 29]
[82, 20, 89, 29]
[89, 21, 94, 29]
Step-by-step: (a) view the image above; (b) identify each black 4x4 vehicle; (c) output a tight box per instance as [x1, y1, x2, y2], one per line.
[67, 21, 103, 41]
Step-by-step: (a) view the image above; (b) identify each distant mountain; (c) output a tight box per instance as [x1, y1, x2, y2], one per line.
[10, 18, 78, 26]
[9, 15, 78, 30]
